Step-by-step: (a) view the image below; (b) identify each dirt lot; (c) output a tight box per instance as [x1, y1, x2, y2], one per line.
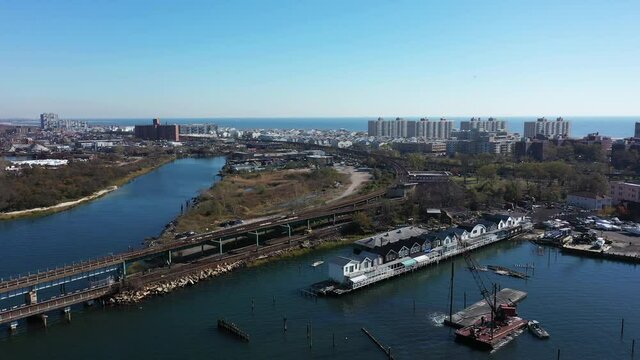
[598, 230, 640, 257]
[330, 165, 371, 202]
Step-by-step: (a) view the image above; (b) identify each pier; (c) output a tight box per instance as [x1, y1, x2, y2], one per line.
[444, 288, 528, 329]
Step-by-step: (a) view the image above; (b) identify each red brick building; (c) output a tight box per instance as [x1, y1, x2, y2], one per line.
[134, 118, 179, 141]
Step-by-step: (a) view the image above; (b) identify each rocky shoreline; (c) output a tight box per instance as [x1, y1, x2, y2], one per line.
[107, 231, 343, 306]
[108, 261, 244, 305]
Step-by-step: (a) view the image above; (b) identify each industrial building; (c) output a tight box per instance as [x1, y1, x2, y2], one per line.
[610, 181, 640, 204]
[566, 192, 612, 210]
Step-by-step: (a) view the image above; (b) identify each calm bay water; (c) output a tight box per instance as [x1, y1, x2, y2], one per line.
[1, 240, 638, 359]
[1, 155, 639, 359]
[0, 156, 225, 277]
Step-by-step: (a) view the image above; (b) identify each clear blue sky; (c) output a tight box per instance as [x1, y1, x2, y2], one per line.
[1, 0, 639, 118]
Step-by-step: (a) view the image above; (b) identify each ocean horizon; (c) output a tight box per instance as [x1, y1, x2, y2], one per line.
[4, 116, 638, 138]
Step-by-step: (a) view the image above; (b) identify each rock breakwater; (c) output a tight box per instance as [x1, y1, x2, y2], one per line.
[108, 261, 243, 305]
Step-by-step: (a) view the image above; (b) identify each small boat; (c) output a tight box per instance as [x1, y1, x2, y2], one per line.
[311, 260, 324, 267]
[528, 320, 549, 339]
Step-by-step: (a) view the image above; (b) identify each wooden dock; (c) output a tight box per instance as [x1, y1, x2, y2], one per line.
[217, 319, 250, 342]
[444, 288, 527, 329]
[361, 327, 395, 360]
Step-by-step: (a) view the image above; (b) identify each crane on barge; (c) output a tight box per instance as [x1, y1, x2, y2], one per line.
[454, 251, 527, 350]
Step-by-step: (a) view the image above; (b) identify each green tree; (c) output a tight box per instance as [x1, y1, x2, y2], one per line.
[407, 153, 426, 170]
[349, 211, 374, 234]
[477, 164, 499, 180]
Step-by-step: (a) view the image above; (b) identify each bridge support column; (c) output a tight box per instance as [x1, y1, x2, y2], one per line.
[333, 214, 336, 225]
[25, 290, 37, 305]
[40, 314, 48, 328]
[248, 232, 260, 250]
[307, 220, 311, 230]
[121, 261, 127, 281]
[63, 307, 71, 323]
[167, 250, 172, 266]
[280, 224, 291, 237]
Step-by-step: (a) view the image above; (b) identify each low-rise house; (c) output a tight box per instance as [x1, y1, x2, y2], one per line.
[328, 253, 379, 284]
[448, 228, 470, 243]
[476, 219, 498, 232]
[483, 214, 515, 229]
[457, 223, 488, 238]
[354, 226, 428, 250]
[421, 230, 458, 255]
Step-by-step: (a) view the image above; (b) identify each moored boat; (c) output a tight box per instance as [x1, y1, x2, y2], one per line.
[528, 320, 550, 339]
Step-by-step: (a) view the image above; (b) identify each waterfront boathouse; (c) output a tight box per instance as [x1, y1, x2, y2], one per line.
[324, 214, 529, 290]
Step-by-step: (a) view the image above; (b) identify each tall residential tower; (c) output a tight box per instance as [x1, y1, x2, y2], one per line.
[523, 117, 571, 139]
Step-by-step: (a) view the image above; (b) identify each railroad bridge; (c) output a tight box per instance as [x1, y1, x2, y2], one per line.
[0, 193, 393, 329]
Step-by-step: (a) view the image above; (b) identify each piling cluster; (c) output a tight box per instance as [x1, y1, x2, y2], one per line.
[108, 261, 243, 305]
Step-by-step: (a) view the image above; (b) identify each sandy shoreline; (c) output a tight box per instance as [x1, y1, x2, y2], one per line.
[0, 186, 118, 219]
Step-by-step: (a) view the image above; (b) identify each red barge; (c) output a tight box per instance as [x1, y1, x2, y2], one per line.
[453, 252, 529, 350]
[454, 304, 528, 350]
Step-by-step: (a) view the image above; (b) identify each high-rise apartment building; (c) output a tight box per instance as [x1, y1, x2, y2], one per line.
[39, 113, 87, 131]
[634, 122, 640, 138]
[367, 117, 453, 139]
[414, 118, 453, 139]
[523, 117, 571, 139]
[179, 124, 218, 135]
[40, 113, 59, 129]
[460, 117, 507, 132]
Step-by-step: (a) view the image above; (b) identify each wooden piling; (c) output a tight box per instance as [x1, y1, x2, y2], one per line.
[449, 262, 455, 321]
[283, 317, 287, 332]
[621, 318, 625, 337]
[557, 348, 560, 360]
[361, 327, 396, 360]
[632, 339, 635, 356]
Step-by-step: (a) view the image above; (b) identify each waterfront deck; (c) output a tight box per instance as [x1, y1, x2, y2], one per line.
[444, 288, 528, 329]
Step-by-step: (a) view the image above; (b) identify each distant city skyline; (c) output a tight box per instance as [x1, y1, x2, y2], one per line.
[1, 1, 639, 118]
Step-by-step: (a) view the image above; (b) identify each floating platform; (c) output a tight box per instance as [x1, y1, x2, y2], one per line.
[444, 288, 527, 329]
[455, 316, 528, 350]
